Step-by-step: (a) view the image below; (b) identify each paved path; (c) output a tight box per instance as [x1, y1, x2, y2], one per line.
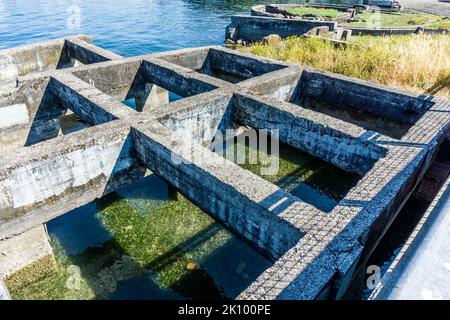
[399, 0, 450, 17]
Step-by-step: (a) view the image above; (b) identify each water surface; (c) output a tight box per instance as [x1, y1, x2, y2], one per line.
[0, 0, 298, 55]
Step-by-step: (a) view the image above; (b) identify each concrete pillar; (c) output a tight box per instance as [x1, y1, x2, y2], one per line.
[0, 225, 53, 281]
[136, 84, 169, 112]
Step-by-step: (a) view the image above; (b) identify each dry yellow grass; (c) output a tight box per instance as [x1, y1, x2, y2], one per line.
[237, 35, 450, 99]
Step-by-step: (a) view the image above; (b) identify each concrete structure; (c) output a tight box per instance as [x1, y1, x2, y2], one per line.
[243, 3, 448, 41]
[226, 15, 351, 44]
[0, 37, 449, 300]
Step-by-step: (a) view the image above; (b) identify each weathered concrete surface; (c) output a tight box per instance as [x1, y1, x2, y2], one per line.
[64, 38, 123, 64]
[0, 41, 449, 300]
[50, 72, 136, 124]
[0, 36, 125, 152]
[0, 122, 144, 240]
[0, 225, 53, 279]
[0, 35, 93, 86]
[238, 96, 449, 300]
[399, 0, 450, 17]
[233, 92, 386, 175]
[226, 15, 338, 43]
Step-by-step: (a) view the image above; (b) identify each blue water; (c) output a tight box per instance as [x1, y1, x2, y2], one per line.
[0, 0, 298, 55]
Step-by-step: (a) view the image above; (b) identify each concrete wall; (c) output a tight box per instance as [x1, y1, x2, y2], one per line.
[233, 92, 386, 175]
[64, 38, 122, 64]
[157, 90, 234, 146]
[201, 48, 287, 81]
[0, 41, 449, 300]
[297, 70, 432, 124]
[0, 35, 93, 86]
[0, 122, 145, 240]
[0, 37, 125, 153]
[226, 16, 337, 42]
[0, 278, 11, 300]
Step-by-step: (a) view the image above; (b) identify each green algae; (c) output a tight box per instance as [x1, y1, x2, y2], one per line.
[9, 176, 266, 300]
[220, 132, 361, 212]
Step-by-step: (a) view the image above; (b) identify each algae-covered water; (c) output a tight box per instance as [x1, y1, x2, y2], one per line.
[220, 131, 361, 212]
[10, 175, 272, 300]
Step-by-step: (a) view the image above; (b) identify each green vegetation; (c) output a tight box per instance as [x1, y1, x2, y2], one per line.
[9, 190, 235, 300]
[288, 7, 344, 19]
[342, 12, 447, 28]
[426, 18, 450, 30]
[286, 5, 449, 29]
[237, 35, 450, 99]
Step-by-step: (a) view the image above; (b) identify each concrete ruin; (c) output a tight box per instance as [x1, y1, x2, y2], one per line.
[0, 36, 449, 300]
[228, 3, 448, 43]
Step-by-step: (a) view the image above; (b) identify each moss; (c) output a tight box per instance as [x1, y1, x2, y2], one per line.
[426, 18, 450, 30]
[6, 254, 56, 292]
[10, 190, 232, 300]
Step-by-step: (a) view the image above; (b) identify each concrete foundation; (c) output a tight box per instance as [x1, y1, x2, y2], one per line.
[0, 38, 448, 300]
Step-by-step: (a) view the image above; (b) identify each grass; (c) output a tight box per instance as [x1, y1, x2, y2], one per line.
[342, 12, 447, 28]
[426, 19, 450, 30]
[286, 5, 449, 29]
[237, 35, 450, 99]
[288, 7, 344, 19]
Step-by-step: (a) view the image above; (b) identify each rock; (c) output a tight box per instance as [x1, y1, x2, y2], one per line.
[262, 34, 282, 46]
[186, 262, 197, 270]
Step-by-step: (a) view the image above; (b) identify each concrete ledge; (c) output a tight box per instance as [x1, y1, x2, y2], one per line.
[233, 92, 386, 175]
[226, 15, 337, 42]
[0, 35, 92, 85]
[50, 72, 136, 124]
[132, 121, 304, 260]
[64, 38, 123, 64]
